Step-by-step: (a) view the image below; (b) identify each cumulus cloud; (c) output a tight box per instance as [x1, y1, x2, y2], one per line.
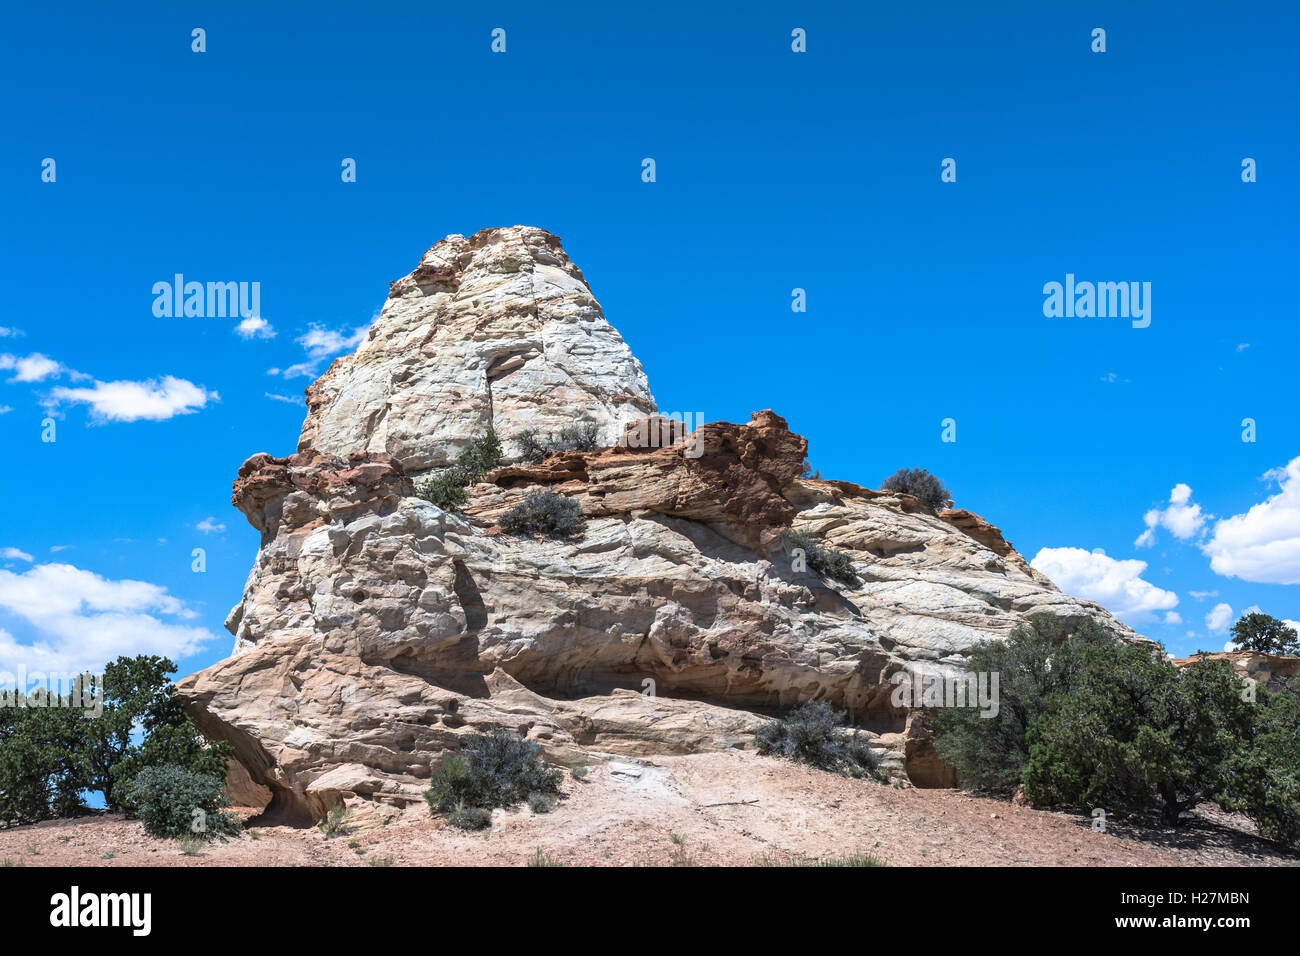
[1029, 547, 1179, 624]
[1135, 483, 1208, 548]
[48, 376, 218, 423]
[196, 517, 226, 534]
[0, 352, 75, 383]
[0, 562, 214, 675]
[235, 316, 275, 340]
[1, 547, 33, 562]
[1206, 602, 1234, 633]
[1164, 611, 1183, 625]
[1203, 456, 1300, 585]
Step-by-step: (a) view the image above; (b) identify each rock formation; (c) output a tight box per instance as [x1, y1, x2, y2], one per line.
[298, 227, 655, 474]
[177, 226, 1150, 825]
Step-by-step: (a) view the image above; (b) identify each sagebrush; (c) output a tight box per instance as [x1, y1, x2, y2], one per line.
[755, 701, 883, 780]
[881, 468, 953, 512]
[784, 529, 859, 586]
[500, 489, 586, 539]
[424, 728, 563, 822]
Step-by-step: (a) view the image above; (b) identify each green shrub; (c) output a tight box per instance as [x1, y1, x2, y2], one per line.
[0, 655, 232, 825]
[414, 432, 504, 511]
[881, 468, 953, 512]
[1219, 687, 1300, 847]
[317, 803, 352, 838]
[931, 614, 1113, 794]
[527, 791, 557, 814]
[933, 613, 1300, 843]
[527, 847, 563, 867]
[500, 490, 586, 539]
[1022, 654, 1254, 824]
[755, 701, 882, 779]
[425, 729, 563, 820]
[414, 470, 469, 511]
[446, 805, 493, 830]
[784, 529, 859, 586]
[122, 766, 241, 841]
[517, 423, 601, 463]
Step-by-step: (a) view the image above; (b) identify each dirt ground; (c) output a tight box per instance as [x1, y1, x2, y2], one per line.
[2, 751, 1295, 867]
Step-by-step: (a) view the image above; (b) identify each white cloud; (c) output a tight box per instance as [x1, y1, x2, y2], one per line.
[270, 322, 371, 380]
[0, 352, 70, 383]
[1135, 483, 1208, 548]
[265, 392, 304, 406]
[0, 406, 11, 415]
[299, 325, 368, 359]
[1203, 456, 1300, 585]
[1164, 611, 1182, 625]
[0, 563, 214, 675]
[0, 327, 20, 337]
[1, 547, 33, 563]
[235, 316, 275, 340]
[1029, 547, 1179, 623]
[1206, 602, 1234, 633]
[1188, 589, 1219, 600]
[196, 517, 226, 534]
[1237, 343, 1250, 352]
[48, 376, 218, 423]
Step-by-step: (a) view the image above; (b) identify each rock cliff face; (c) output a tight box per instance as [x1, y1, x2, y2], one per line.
[298, 227, 656, 474]
[177, 226, 1149, 825]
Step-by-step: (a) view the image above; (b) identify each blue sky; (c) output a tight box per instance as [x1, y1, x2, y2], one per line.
[1, 0, 1298, 686]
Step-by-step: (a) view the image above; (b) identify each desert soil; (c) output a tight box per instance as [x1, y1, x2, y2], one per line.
[2, 751, 1295, 867]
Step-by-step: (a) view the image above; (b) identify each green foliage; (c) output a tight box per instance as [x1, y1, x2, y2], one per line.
[881, 468, 954, 512]
[1218, 688, 1300, 847]
[317, 803, 352, 838]
[934, 614, 1300, 844]
[500, 490, 586, 539]
[0, 655, 231, 825]
[122, 766, 240, 841]
[424, 728, 563, 821]
[784, 529, 859, 586]
[414, 431, 504, 511]
[932, 615, 1114, 794]
[527, 847, 563, 867]
[414, 470, 469, 510]
[1023, 655, 1254, 824]
[446, 805, 493, 830]
[755, 701, 882, 779]
[527, 791, 557, 813]
[1229, 612, 1300, 655]
[516, 423, 601, 463]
